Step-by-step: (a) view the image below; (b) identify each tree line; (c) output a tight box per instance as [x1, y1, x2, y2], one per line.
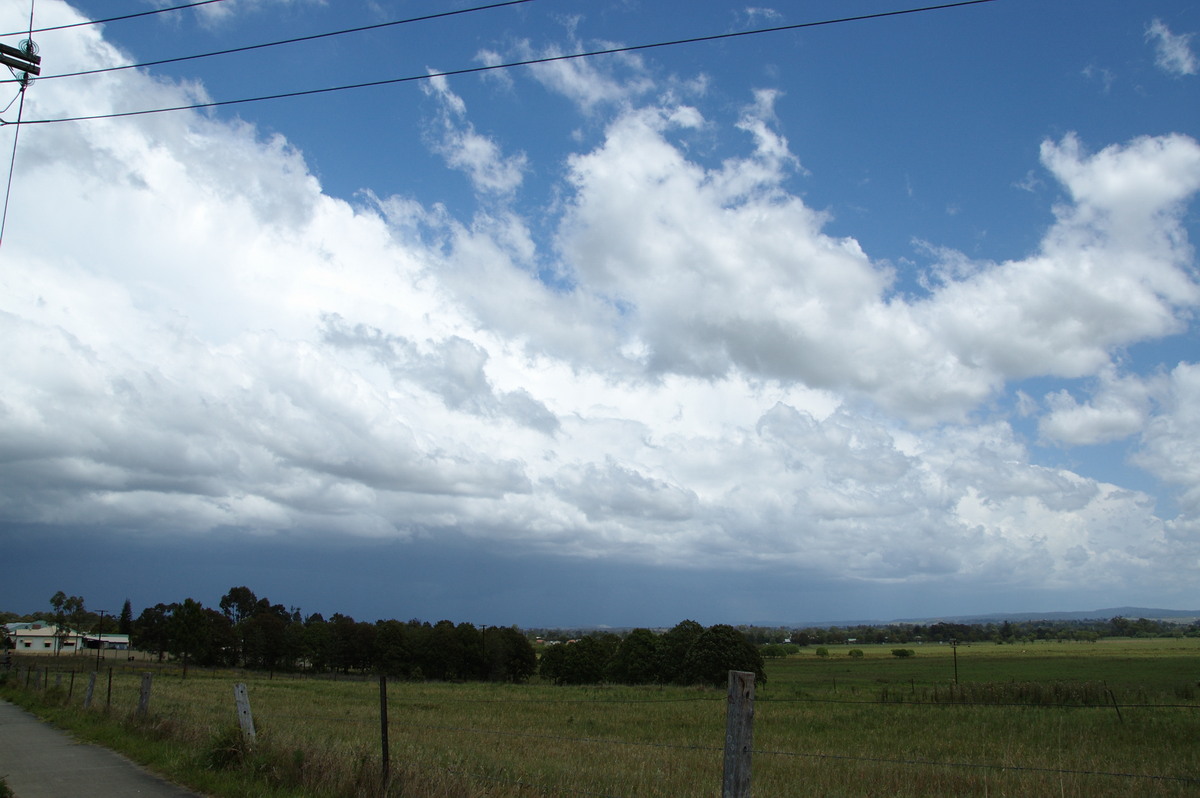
[736, 616, 1200, 647]
[132, 587, 539, 682]
[5, 588, 766, 688]
[539, 621, 766, 688]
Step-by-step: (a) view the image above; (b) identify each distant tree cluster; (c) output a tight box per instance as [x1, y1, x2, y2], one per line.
[737, 616, 1200, 647]
[120, 587, 539, 681]
[538, 621, 766, 688]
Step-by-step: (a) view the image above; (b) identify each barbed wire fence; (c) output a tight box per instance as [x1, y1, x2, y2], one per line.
[4, 658, 1199, 797]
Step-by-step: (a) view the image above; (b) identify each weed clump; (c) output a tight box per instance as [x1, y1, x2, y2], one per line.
[204, 726, 251, 770]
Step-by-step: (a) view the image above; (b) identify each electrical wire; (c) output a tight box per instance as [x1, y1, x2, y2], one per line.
[15, 0, 1000, 126]
[3, 0, 535, 84]
[1, 0, 228, 38]
[0, 0, 35, 252]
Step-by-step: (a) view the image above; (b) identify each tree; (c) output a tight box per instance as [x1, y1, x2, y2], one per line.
[374, 620, 413, 678]
[167, 599, 209, 678]
[679, 624, 766, 688]
[134, 604, 172, 662]
[562, 636, 609, 685]
[49, 592, 67, 655]
[49, 592, 85, 656]
[538, 642, 567, 684]
[303, 614, 333, 673]
[243, 611, 289, 671]
[219, 586, 258, 627]
[542, 636, 610, 685]
[486, 627, 536, 683]
[659, 620, 704, 684]
[118, 599, 134, 637]
[606, 629, 661, 685]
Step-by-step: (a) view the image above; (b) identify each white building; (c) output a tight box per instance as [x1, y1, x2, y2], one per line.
[4, 623, 85, 655]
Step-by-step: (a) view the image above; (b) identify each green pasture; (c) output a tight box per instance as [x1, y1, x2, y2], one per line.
[2, 637, 1197, 797]
[761, 637, 1200, 699]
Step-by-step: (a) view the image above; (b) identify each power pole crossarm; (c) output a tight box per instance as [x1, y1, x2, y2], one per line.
[0, 42, 39, 76]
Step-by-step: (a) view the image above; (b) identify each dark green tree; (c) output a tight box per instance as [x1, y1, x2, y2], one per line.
[679, 624, 766, 688]
[167, 598, 209, 678]
[374, 620, 413, 678]
[303, 614, 333, 673]
[219, 586, 258, 627]
[606, 628, 661, 685]
[548, 636, 610, 685]
[538, 642, 566, 683]
[659, 620, 704, 684]
[117, 599, 134, 637]
[485, 626, 536, 683]
[243, 611, 289, 670]
[133, 604, 171, 662]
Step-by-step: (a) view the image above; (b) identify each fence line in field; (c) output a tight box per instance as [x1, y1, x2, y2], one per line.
[7, 661, 1199, 796]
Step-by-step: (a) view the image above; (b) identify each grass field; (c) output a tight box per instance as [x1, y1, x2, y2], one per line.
[2, 637, 1197, 797]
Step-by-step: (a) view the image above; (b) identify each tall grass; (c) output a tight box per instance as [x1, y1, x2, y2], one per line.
[2, 638, 1198, 797]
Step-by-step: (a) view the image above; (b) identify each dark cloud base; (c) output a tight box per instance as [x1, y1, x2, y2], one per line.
[2, 524, 1133, 628]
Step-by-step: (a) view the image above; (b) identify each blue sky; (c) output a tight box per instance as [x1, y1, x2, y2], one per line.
[0, 0, 1198, 628]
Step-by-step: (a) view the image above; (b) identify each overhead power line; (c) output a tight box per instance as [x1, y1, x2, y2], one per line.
[13, 0, 1000, 126]
[7, 0, 535, 84]
[0, 0, 36, 251]
[1, 0, 228, 37]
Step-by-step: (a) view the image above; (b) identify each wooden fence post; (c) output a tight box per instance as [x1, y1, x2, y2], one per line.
[723, 670, 755, 798]
[379, 674, 391, 789]
[84, 671, 97, 709]
[137, 672, 153, 716]
[234, 683, 256, 744]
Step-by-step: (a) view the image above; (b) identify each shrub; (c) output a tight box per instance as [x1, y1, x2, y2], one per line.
[815, 647, 830, 658]
[891, 648, 915, 658]
[848, 649, 864, 658]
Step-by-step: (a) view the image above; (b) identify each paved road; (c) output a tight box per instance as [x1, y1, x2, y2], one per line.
[0, 700, 205, 798]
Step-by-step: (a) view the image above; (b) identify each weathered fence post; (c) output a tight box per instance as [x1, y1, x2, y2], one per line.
[137, 672, 153, 716]
[84, 671, 97, 709]
[379, 674, 391, 789]
[723, 670, 755, 798]
[106, 667, 113, 709]
[234, 683, 256, 744]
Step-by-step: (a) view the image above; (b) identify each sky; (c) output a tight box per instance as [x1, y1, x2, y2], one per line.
[0, 0, 1198, 628]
